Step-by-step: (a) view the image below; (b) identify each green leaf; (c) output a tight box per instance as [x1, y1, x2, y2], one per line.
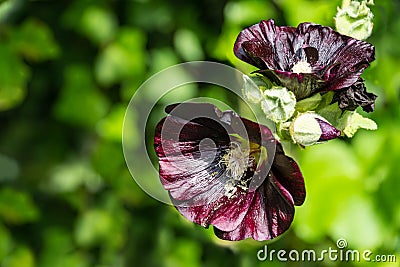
[0, 154, 19, 182]
[260, 86, 296, 123]
[163, 239, 202, 267]
[0, 0, 22, 23]
[95, 28, 146, 86]
[0, 187, 39, 224]
[295, 93, 322, 112]
[317, 91, 335, 109]
[174, 29, 204, 61]
[0, 223, 13, 262]
[0, 44, 29, 111]
[340, 111, 378, 137]
[11, 18, 60, 61]
[242, 75, 263, 104]
[47, 160, 103, 193]
[316, 102, 343, 127]
[96, 104, 126, 142]
[2, 246, 35, 267]
[38, 228, 90, 267]
[75, 209, 114, 247]
[54, 65, 110, 127]
[80, 6, 117, 45]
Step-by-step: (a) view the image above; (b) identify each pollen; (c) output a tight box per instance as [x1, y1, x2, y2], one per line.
[291, 60, 312, 74]
[221, 141, 255, 197]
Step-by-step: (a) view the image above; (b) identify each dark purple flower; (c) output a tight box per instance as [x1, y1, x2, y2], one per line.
[332, 78, 377, 112]
[234, 19, 375, 100]
[154, 103, 305, 241]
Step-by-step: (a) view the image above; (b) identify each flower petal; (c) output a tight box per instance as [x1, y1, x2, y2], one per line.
[296, 22, 349, 68]
[154, 115, 229, 204]
[332, 78, 377, 112]
[234, 19, 296, 71]
[295, 22, 375, 92]
[214, 172, 295, 241]
[316, 118, 342, 141]
[271, 143, 306, 205]
[174, 188, 256, 232]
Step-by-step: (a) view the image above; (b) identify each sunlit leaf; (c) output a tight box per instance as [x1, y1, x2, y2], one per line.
[174, 29, 204, 61]
[95, 28, 146, 86]
[11, 18, 60, 61]
[47, 160, 103, 193]
[0, 44, 29, 111]
[0, 154, 19, 182]
[96, 104, 126, 142]
[0, 187, 39, 224]
[54, 65, 110, 127]
[38, 227, 89, 267]
[80, 6, 117, 45]
[0, 223, 13, 262]
[75, 209, 114, 247]
[2, 246, 35, 267]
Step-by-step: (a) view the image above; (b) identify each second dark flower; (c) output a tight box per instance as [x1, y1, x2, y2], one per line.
[234, 19, 375, 100]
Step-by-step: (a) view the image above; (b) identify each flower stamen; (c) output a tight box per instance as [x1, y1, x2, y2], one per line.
[291, 60, 312, 74]
[221, 141, 255, 197]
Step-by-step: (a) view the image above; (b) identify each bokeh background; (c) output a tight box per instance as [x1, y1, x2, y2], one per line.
[0, 0, 399, 266]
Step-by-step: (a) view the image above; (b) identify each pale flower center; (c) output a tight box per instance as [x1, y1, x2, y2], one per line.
[220, 141, 255, 198]
[291, 60, 312, 74]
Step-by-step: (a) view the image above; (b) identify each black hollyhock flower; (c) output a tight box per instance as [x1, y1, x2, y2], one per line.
[332, 78, 377, 112]
[234, 19, 375, 100]
[154, 103, 305, 241]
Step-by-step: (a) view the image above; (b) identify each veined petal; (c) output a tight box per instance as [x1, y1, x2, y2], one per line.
[214, 172, 294, 241]
[234, 19, 296, 71]
[271, 143, 306, 205]
[174, 188, 256, 232]
[154, 115, 229, 203]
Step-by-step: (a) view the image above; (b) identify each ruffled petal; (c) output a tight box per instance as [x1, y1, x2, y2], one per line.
[332, 78, 377, 112]
[271, 143, 306, 206]
[174, 188, 256, 232]
[154, 115, 229, 204]
[214, 172, 295, 241]
[296, 22, 348, 68]
[234, 19, 296, 71]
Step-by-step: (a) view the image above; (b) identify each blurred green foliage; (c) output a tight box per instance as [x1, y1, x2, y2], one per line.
[0, 0, 399, 266]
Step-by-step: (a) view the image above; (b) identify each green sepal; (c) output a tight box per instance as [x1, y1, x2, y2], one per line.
[295, 93, 322, 112]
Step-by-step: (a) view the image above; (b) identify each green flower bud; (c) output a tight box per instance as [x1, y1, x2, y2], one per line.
[261, 87, 296, 123]
[335, 0, 374, 40]
[290, 113, 341, 146]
